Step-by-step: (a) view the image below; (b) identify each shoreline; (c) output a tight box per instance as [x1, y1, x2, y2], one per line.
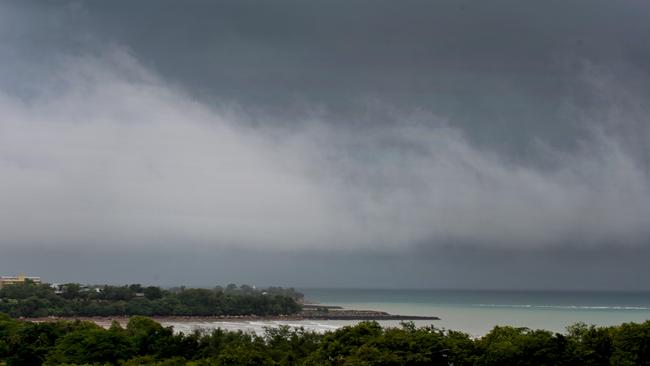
[23, 311, 439, 329]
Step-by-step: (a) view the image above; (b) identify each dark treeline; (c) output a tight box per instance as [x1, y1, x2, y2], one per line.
[1, 314, 650, 365]
[0, 283, 302, 317]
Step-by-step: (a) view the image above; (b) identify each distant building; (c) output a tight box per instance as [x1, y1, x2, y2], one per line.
[0, 274, 42, 288]
[50, 283, 64, 294]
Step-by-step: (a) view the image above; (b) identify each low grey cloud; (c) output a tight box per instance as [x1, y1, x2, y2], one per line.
[1, 49, 649, 253]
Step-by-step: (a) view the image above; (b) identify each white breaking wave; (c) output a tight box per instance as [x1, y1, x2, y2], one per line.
[160, 319, 438, 335]
[161, 320, 348, 335]
[475, 304, 649, 310]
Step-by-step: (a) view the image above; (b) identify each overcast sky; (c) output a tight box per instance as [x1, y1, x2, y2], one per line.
[1, 0, 650, 290]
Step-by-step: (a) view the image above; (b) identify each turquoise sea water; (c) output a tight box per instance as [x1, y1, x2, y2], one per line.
[300, 288, 650, 336]
[163, 289, 650, 336]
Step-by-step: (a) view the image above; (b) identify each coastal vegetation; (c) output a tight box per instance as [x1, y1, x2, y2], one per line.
[0, 282, 302, 317]
[1, 314, 650, 365]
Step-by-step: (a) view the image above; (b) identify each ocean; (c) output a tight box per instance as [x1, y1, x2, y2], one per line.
[164, 288, 650, 337]
[301, 288, 650, 336]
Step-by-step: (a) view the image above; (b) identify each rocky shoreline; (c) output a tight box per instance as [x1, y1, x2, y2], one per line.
[300, 305, 439, 320]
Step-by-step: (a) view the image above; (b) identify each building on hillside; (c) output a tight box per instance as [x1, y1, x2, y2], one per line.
[0, 274, 42, 288]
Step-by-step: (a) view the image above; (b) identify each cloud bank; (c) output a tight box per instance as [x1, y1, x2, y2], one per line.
[1, 50, 649, 252]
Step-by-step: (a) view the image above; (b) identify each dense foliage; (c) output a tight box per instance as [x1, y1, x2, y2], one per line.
[1, 314, 650, 365]
[0, 283, 302, 317]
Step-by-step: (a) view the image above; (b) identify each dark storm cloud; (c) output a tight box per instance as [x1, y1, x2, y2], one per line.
[1, 1, 650, 288]
[5, 0, 650, 155]
[70, 0, 650, 149]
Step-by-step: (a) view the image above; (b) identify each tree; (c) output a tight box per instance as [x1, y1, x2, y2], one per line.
[45, 328, 136, 365]
[144, 286, 163, 300]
